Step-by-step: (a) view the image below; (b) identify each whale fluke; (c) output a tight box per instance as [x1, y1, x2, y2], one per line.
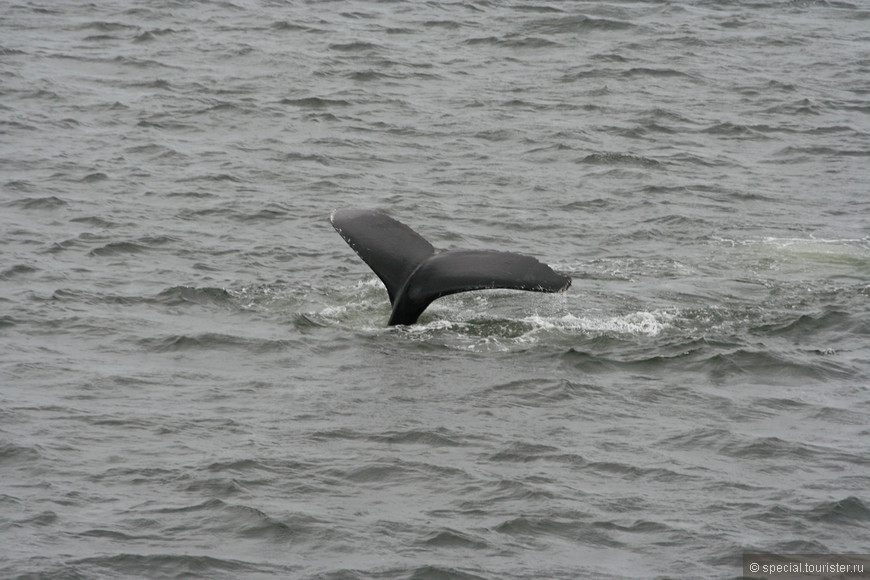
[330, 209, 571, 325]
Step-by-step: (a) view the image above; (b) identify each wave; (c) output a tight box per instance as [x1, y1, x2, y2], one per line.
[137, 333, 292, 353]
[807, 496, 870, 525]
[88, 236, 177, 256]
[5, 195, 68, 210]
[0, 441, 42, 465]
[423, 528, 490, 549]
[0, 264, 38, 280]
[463, 35, 562, 49]
[59, 553, 277, 579]
[578, 152, 662, 167]
[524, 14, 635, 34]
[280, 96, 353, 109]
[754, 496, 870, 535]
[329, 41, 383, 53]
[155, 286, 236, 307]
[322, 458, 468, 486]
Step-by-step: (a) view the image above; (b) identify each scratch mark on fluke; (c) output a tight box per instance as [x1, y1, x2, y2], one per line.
[330, 209, 571, 325]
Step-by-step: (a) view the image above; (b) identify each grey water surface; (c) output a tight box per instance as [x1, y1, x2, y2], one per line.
[2, 1, 870, 578]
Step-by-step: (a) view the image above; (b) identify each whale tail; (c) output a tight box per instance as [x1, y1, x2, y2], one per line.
[330, 209, 571, 326]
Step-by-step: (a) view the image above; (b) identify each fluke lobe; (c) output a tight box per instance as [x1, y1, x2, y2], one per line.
[330, 209, 571, 325]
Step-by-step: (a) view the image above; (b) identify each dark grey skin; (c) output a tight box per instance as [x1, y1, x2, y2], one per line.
[331, 209, 572, 326]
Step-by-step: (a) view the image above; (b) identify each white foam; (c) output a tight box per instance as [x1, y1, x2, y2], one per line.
[717, 235, 870, 252]
[318, 305, 347, 318]
[524, 310, 676, 337]
[353, 277, 385, 290]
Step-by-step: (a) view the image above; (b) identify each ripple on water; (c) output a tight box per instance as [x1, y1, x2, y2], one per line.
[3, 1, 869, 578]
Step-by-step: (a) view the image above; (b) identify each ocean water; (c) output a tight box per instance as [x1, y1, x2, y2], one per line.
[2, 1, 869, 578]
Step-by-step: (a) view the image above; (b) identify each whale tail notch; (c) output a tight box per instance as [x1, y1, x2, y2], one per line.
[330, 208, 571, 325]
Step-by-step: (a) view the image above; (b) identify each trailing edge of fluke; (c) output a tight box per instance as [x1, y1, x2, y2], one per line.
[330, 208, 571, 326]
